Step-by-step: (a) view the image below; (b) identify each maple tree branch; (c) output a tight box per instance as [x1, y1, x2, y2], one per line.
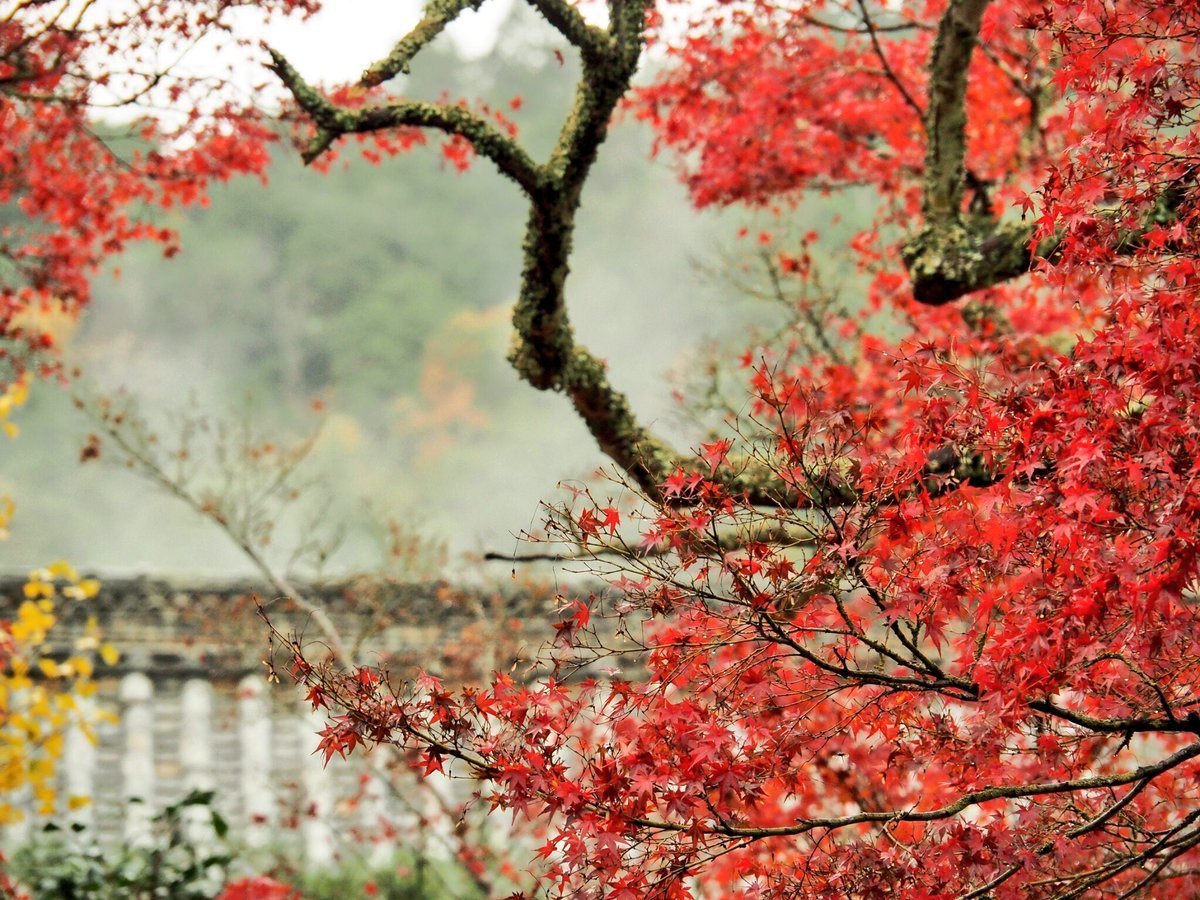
[523, 0, 614, 62]
[623, 740, 1200, 838]
[501, 1, 724, 501]
[358, 0, 485, 88]
[1031, 699, 1199, 738]
[901, 0, 1187, 305]
[1051, 810, 1200, 897]
[962, 776, 1157, 898]
[900, 0, 1004, 306]
[802, 12, 927, 35]
[266, 47, 544, 194]
[268, 5, 779, 502]
[906, 192, 1192, 304]
[486, 520, 821, 562]
[895, 0, 1049, 304]
[854, 0, 925, 122]
[273, 3, 1028, 507]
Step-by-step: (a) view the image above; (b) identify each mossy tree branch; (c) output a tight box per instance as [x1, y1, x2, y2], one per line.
[904, 202, 1191, 305]
[921, 0, 992, 224]
[359, 0, 487, 88]
[269, 2, 1033, 508]
[900, 0, 1004, 305]
[901, 0, 1188, 305]
[266, 48, 544, 192]
[268, 0, 767, 502]
[525, 0, 614, 62]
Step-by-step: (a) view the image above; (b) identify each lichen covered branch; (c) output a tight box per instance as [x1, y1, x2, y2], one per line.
[901, 0, 1000, 305]
[268, 4, 795, 504]
[266, 47, 542, 193]
[900, 0, 1187, 305]
[358, 0, 486, 88]
[524, 0, 614, 61]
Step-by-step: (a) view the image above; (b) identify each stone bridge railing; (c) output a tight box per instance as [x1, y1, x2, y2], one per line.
[0, 576, 553, 864]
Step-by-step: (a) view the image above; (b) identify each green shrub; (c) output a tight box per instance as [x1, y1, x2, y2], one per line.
[11, 790, 233, 899]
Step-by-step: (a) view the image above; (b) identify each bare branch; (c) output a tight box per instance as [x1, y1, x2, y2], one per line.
[623, 741, 1200, 839]
[854, 0, 925, 123]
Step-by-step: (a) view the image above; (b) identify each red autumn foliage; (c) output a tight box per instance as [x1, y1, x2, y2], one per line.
[297, 2, 1200, 895]
[13, 0, 1200, 895]
[219, 876, 298, 900]
[0, 0, 326, 373]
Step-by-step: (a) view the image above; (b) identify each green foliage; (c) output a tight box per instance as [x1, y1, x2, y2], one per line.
[287, 854, 485, 900]
[11, 790, 233, 900]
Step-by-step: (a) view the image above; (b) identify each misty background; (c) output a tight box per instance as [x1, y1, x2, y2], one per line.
[0, 7, 865, 578]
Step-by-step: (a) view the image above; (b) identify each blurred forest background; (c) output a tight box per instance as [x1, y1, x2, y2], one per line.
[0, 6, 868, 577]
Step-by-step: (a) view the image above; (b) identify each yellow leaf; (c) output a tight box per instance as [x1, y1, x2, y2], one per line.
[28, 696, 51, 722]
[67, 795, 91, 810]
[99, 644, 120, 666]
[37, 658, 62, 679]
[22, 581, 52, 600]
[34, 784, 56, 814]
[47, 561, 77, 581]
[43, 732, 63, 759]
[62, 577, 100, 601]
[63, 658, 92, 680]
[8, 378, 28, 407]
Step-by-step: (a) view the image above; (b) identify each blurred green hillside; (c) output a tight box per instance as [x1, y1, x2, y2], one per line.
[0, 8, 872, 575]
[0, 11, 720, 574]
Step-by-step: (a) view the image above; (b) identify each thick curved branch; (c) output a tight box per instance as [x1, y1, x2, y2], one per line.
[1032, 699, 1199, 737]
[268, 27, 761, 502]
[269, 8, 870, 506]
[501, 14, 701, 501]
[905, 197, 1187, 305]
[354, 101, 544, 191]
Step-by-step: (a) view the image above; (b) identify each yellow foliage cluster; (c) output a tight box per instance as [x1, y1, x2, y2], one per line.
[0, 379, 117, 823]
[0, 564, 118, 823]
[0, 376, 27, 441]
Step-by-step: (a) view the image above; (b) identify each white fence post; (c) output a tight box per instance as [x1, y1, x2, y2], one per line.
[300, 707, 335, 867]
[120, 673, 154, 845]
[180, 679, 215, 843]
[63, 693, 96, 830]
[238, 675, 273, 848]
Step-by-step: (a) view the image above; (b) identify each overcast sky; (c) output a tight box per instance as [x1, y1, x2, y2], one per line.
[256, 0, 518, 81]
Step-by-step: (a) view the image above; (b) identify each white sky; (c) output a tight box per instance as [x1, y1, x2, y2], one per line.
[56, 0, 523, 124]
[252, 0, 518, 83]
